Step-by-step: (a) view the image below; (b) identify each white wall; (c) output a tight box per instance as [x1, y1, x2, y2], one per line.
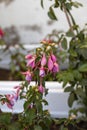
[0, 0, 87, 69]
[0, 0, 87, 44]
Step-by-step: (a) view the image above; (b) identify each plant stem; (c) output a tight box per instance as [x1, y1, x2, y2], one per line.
[63, 4, 73, 33]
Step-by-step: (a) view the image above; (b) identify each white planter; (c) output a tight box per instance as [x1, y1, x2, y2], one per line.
[0, 81, 77, 118]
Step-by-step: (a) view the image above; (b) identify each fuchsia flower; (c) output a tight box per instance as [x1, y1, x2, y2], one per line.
[25, 54, 36, 69]
[5, 94, 16, 109]
[22, 71, 32, 82]
[14, 86, 21, 101]
[41, 54, 47, 66]
[51, 54, 57, 62]
[48, 54, 59, 73]
[27, 57, 35, 68]
[25, 54, 33, 59]
[0, 28, 4, 38]
[48, 57, 53, 71]
[52, 62, 59, 73]
[38, 85, 44, 94]
[39, 67, 45, 77]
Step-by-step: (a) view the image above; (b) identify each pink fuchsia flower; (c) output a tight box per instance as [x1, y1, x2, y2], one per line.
[5, 94, 15, 109]
[22, 71, 32, 82]
[48, 57, 53, 71]
[41, 54, 47, 66]
[0, 28, 4, 38]
[38, 85, 44, 94]
[25, 54, 33, 59]
[27, 57, 36, 69]
[39, 67, 45, 77]
[51, 54, 57, 62]
[52, 62, 59, 73]
[14, 86, 21, 101]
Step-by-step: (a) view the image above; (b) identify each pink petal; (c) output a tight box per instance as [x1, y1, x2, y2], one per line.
[38, 85, 44, 94]
[48, 57, 53, 71]
[52, 62, 59, 73]
[39, 67, 45, 77]
[51, 54, 57, 62]
[25, 54, 32, 59]
[41, 54, 47, 66]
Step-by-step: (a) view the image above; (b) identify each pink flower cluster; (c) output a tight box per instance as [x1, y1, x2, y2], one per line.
[2, 86, 20, 109]
[3, 40, 59, 110]
[22, 52, 59, 94]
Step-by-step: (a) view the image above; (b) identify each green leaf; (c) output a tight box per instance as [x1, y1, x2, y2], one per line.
[64, 86, 73, 92]
[72, 2, 83, 8]
[68, 92, 77, 107]
[66, 29, 74, 37]
[61, 38, 67, 50]
[34, 125, 42, 130]
[26, 108, 36, 124]
[80, 44, 87, 48]
[65, 3, 72, 10]
[78, 64, 87, 72]
[41, 0, 44, 8]
[48, 7, 57, 20]
[54, 0, 59, 8]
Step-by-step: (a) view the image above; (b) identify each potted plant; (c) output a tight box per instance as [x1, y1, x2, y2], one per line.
[0, 0, 87, 129]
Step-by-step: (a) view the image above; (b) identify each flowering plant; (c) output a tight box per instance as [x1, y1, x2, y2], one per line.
[0, 40, 59, 130]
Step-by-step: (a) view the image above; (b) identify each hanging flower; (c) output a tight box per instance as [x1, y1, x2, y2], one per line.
[51, 54, 57, 62]
[48, 57, 53, 71]
[39, 67, 45, 77]
[27, 57, 36, 68]
[22, 71, 32, 82]
[38, 85, 44, 94]
[14, 86, 21, 101]
[0, 28, 4, 38]
[5, 94, 15, 109]
[25, 54, 33, 59]
[41, 54, 47, 66]
[52, 62, 59, 73]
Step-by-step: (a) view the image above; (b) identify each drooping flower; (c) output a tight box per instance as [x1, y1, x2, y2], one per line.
[48, 57, 53, 71]
[27, 57, 35, 68]
[25, 54, 33, 59]
[5, 94, 15, 109]
[38, 85, 44, 94]
[51, 54, 57, 62]
[41, 54, 47, 66]
[0, 28, 4, 38]
[14, 86, 21, 101]
[39, 67, 45, 77]
[22, 71, 32, 82]
[52, 62, 59, 73]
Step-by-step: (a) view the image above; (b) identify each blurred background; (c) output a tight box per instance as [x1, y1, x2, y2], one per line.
[0, 0, 87, 80]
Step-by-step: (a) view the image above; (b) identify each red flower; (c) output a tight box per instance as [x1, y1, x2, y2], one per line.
[0, 28, 4, 38]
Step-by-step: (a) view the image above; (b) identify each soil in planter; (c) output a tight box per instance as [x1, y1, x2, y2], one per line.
[0, 68, 10, 80]
[50, 119, 87, 130]
[0, 112, 87, 130]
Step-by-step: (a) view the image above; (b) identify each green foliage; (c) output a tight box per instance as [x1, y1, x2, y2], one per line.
[48, 7, 57, 20]
[41, 0, 87, 119]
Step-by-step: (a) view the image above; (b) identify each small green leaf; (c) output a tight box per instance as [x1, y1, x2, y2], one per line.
[66, 29, 74, 37]
[48, 7, 57, 20]
[68, 92, 77, 107]
[54, 0, 59, 8]
[64, 86, 73, 92]
[79, 64, 87, 72]
[72, 2, 83, 8]
[41, 0, 44, 8]
[61, 38, 67, 50]
[34, 125, 42, 130]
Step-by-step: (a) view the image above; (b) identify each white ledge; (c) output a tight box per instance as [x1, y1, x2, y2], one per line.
[0, 81, 76, 118]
